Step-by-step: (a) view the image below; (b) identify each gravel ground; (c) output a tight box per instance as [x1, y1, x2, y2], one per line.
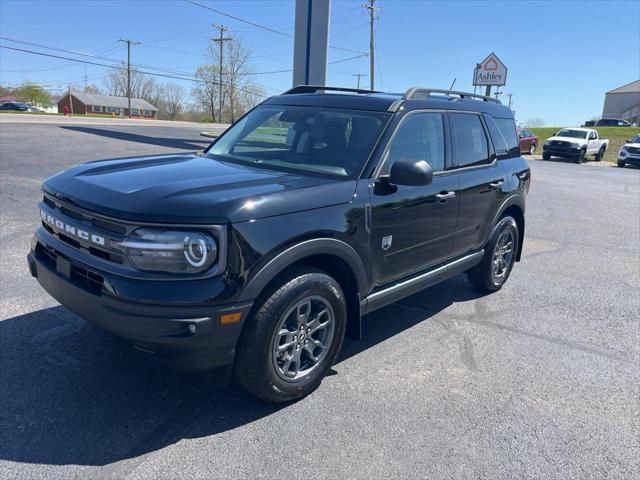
[1, 117, 639, 480]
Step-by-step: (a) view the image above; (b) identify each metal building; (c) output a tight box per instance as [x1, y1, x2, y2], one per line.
[602, 80, 640, 125]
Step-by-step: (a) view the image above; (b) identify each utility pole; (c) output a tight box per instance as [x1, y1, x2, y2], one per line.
[352, 73, 366, 89]
[68, 86, 74, 115]
[507, 93, 513, 108]
[363, 0, 379, 90]
[212, 24, 231, 123]
[118, 38, 140, 118]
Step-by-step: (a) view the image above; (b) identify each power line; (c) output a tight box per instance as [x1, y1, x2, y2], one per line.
[184, 0, 368, 56]
[0, 45, 272, 98]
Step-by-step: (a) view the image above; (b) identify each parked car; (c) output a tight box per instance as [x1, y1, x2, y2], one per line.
[28, 85, 530, 402]
[596, 118, 631, 127]
[27, 105, 43, 113]
[517, 128, 538, 154]
[618, 134, 640, 168]
[0, 102, 29, 111]
[583, 120, 596, 127]
[543, 128, 609, 163]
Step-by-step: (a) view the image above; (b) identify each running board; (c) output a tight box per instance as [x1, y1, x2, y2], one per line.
[361, 250, 484, 315]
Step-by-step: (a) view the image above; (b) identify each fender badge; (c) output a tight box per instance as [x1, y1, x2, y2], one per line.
[382, 235, 393, 251]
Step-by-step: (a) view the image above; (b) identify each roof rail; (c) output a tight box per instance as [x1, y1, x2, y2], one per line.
[403, 87, 501, 104]
[283, 85, 381, 95]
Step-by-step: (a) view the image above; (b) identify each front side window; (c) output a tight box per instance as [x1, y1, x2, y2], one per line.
[383, 112, 445, 173]
[450, 113, 490, 168]
[207, 105, 390, 178]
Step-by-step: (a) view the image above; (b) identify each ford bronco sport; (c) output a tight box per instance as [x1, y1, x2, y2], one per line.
[28, 86, 530, 402]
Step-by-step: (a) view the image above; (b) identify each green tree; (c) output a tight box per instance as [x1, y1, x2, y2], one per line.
[14, 82, 51, 107]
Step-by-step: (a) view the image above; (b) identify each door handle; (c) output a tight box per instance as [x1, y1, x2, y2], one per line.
[435, 191, 456, 202]
[489, 180, 504, 189]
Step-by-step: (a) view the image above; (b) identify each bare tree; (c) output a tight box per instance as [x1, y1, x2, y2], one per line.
[192, 65, 220, 123]
[219, 38, 253, 123]
[162, 83, 185, 120]
[104, 66, 158, 102]
[524, 118, 545, 127]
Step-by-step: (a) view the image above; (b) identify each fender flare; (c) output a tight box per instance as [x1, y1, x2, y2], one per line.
[237, 238, 369, 302]
[489, 194, 526, 261]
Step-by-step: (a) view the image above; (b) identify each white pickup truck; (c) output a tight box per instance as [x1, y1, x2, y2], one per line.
[542, 128, 609, 163]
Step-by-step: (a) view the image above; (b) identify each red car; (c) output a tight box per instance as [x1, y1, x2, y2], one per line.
[517, 128, 539, 155]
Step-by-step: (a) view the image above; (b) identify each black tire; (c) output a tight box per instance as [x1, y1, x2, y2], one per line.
[617, 160, 625, 168]
[467, 216, 519, 293]
[542, 152, 550, 160]
[595, 147, 605, 161]
[576, 149, 586, 163]
[529, 143, 536, 155]
[235, 267, 347, 403]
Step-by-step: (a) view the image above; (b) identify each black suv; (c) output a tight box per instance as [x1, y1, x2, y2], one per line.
[27, 86, 530, 402]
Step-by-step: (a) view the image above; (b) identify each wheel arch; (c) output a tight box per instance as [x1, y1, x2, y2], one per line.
[237, 238, 368, 340]
[491, 196, 525, 262]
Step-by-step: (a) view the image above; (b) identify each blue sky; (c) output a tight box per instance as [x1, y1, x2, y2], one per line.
[1, 0, 638, 125]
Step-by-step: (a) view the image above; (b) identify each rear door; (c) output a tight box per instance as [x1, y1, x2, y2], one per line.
[449, 112, 509, 257]
[369, 111, 459, 286]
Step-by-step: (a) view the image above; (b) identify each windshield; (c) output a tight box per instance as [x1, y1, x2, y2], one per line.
[556, 129, 588, 139]
[206, 105, 390, 178]
[631, 135, 640, 143]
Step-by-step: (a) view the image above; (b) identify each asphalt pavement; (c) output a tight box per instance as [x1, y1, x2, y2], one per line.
[1, 116, 639, 479]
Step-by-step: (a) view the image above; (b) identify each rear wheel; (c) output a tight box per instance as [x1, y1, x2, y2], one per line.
[467, 216, 519, 292]
[595, 147, 606, 161]
[235, 267, 347, 403]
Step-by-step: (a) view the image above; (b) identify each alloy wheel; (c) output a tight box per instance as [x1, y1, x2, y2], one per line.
[492, 230, 515, 282]
[271, 295, 335, 382]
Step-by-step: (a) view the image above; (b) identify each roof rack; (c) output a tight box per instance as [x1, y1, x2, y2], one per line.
[283, 85, 381, 95]
[403, 87, 501, 104]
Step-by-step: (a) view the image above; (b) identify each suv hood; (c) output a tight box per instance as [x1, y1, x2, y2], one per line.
[545, 136, 587, 146]
[43, 153, 357, 224]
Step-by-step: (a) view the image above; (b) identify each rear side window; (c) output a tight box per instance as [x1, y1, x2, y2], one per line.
[450, 113, 490, 168]
[494, 117, 520, 157]
[483, 114, 509, 158]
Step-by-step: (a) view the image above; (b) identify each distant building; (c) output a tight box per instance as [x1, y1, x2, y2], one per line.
[602, 80, 640, 125]
[57, 92, 158, 118]
[0, 95, 18, 103]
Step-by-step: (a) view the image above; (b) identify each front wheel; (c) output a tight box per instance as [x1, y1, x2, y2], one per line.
[542, 152, 550, 160]
[467, 216, 519, 292]
[235, 267, 347, 403]
[576, 149, 586, 163]
[617, 160, 626, 168]
[529, 143, 536, 155]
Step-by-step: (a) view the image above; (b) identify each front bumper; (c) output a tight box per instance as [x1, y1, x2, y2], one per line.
[543, 145, 582, 158]
[28, 232, 253, 372]
[619, 154, 640, 165]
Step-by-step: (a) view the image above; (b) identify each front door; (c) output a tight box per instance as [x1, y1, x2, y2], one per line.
[369, 112, 459, 286]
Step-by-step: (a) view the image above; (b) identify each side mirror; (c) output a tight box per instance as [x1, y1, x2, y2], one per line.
[388, 158, 434, 186]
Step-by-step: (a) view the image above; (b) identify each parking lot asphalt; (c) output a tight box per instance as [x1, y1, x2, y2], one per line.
[1, 117, 639, 480]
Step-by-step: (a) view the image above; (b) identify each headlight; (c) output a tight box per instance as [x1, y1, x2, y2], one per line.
[619, 147, 628, 156]
[570, 143, 580, 149]
[115, 229, 217, 273]
[544, 140, 550, 146]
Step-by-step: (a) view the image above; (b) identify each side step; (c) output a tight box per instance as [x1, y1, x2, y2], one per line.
[361, 250, 484, 315]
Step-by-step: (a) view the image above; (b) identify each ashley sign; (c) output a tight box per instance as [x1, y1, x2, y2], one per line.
[473, 53, 507, 86]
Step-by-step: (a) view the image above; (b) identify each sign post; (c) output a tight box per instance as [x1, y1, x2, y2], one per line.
[472, 52, 507, 97]
[293, 0, 331, 87]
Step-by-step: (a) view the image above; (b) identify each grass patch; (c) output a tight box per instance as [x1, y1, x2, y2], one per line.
[530, 127, 640, 163]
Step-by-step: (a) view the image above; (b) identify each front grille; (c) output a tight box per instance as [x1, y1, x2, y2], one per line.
[41, 194, 129, 265]
[70, 264, 104, 294]
[627, 146, 640, 154]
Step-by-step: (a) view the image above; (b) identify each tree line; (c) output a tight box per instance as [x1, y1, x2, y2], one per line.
[1, 33, 268, 123]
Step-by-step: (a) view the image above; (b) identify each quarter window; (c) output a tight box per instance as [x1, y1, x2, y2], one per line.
[494, 117, 520, 157]
[484, 114, 509, 158]
[384, 112, 445, 173]
[450, 113, 490, 168]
